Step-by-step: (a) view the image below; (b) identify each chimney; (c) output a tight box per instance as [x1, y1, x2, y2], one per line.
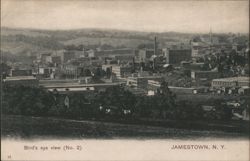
[209, 27, 213, 44]
[153, 36, 157, 70]
[154, 36, 157, 55]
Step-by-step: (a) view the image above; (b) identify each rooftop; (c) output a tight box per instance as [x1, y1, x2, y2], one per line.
[41, 82, 122, 88]
[4, 76, 37, 81]
[169, 48, 191, 51]
[192, 70, 218, 73]
[212, 77, 249, 82]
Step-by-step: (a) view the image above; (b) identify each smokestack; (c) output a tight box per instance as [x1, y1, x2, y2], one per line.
[154, 36, 157, 55]
[209, 27, 213, 54]
[153, 36, 157, 71]
[209, 27, 213, 44]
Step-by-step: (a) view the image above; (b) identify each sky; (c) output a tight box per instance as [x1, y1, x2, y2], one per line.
[1, 0, 249, 33]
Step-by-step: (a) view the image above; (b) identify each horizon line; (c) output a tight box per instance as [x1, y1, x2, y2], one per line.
[2, 26, 249, 35]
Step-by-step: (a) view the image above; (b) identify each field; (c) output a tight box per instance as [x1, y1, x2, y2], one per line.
[1, 115, 248, 140]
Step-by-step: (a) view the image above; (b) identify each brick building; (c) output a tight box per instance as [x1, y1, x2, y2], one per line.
[164, 49, 191, 64]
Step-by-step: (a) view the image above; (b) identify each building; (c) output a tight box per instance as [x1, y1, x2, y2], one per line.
[60, 64, 79, 79]
[40, 53, 52, 64]
[37, 67, 57, 78]
[85, 49, 95, 58]
[147, 80, 197, 94]
[74, 50, 85, 58]
[127, 76, 163, 89]
[102, 64, 112, 71]
[38, 67, 55, 75]
[191, 41, 210, 57]
[211, 77, 250, 88]
[137, 49, 155, 63]
[112, 65, 132, 78]
[238, 86, 250, 95]
[102, 64, 132, 78]
[96, 48, 135, 57]
[90, 58, 103, 66]
[191, 70, 221, 86]
[62, 51, 76, 63]
[191, 70, 221, 81]
[191, 31, 220, 57]
[3, 76, 39, 87]
[51, 56, 62, 65]
[242, 107, 249, 121]
[115, 55, 134, 63]
[232, 43, 247, 53]
[78, 77, 92, 84]
[164, 48, 191, 64]
[54, 50, 76, 63]
[126, 77, 148, 89]
[10, 69, 32, 77]
[42, 82, 122, 94]
[182, 62, 204, 71]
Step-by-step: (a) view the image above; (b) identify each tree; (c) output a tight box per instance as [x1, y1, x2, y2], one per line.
[96, 86, 136, 117]
[0, 63, 11, 78]
[154, 81, 176, 119]
[93, 67, 106, 79]
[65, 93, 93, 119]
[175, 101, 204, 120]
[2, 86, 55, 116]
[84, 69, 92, 76]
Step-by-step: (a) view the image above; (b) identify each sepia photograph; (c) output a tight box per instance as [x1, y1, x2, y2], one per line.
[1, 0, 249, 160]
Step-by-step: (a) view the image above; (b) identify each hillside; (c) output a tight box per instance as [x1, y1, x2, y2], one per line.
[62, 36, 152, 48]
[1, 27, 193, 56]
[1, 40, 50, 55]
[1, 27, 50, 37]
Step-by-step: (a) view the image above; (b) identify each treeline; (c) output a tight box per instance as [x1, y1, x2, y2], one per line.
[2, 82, 232, 121]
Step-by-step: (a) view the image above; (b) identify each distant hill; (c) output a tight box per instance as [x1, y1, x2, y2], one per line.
[62, 36, 152, 48]
[1, 27, 194, 56]
[1, 27, 50, 37]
